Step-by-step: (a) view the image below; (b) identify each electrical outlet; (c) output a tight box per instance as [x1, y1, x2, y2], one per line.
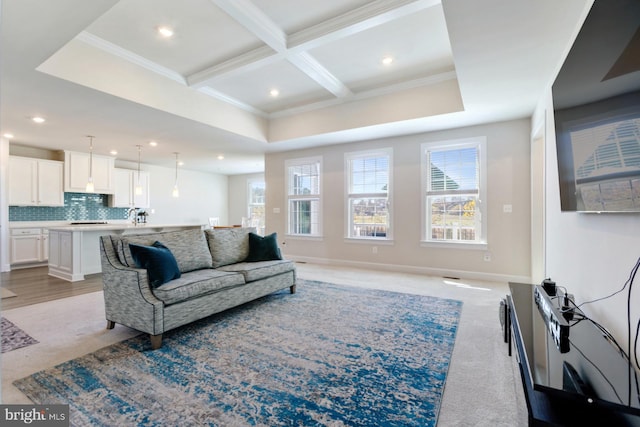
[483, 252, 491, 262]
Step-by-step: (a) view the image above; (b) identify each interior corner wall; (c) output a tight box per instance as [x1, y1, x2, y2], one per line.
[228, 173, 264, 226]
[537, 88, 640, 349]
[265, 118, 532, 282]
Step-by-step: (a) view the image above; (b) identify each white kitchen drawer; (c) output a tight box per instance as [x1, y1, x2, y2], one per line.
[10, 228, 42, 236]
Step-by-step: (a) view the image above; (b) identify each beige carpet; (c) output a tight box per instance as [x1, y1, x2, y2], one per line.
[0, 263, 526, 426]
[1, 288, 17, 299]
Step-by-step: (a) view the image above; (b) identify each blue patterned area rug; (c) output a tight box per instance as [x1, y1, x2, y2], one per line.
[14, 280, 462, 426]
[1, 317, 39, 353]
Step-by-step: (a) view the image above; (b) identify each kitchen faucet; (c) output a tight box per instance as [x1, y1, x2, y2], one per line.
[127, 207, 139, 225]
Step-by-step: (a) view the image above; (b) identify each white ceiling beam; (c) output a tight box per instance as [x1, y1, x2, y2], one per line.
[288, 0, 442, 52]
[187, 46, 280, 87]
[206, 0, 352, 98]
[289, 52, 352, 98]
[210, 0, 287, 51]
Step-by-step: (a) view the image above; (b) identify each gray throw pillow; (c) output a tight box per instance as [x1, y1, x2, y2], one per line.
[205, 227, 255, 268]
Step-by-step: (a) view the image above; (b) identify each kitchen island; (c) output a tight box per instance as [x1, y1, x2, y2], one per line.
[48, 223, 206, 282]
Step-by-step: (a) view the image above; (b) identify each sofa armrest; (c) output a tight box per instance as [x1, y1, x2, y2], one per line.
[99, 236, 164, 335]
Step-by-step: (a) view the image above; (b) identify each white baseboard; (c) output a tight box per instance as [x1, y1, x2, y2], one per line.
[289, 255, 531, 284]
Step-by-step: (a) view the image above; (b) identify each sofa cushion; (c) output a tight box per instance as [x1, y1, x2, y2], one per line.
[129, 242, 181, 288]
[121, 229, 212, 273]
[152, 269, 245, 305]
[205, 227, 255, 268]
[245, 232, 282, 262]
[218, 260, 295, 283]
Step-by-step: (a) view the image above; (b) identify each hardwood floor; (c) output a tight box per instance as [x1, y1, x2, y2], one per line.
[0, 267, 103, 310]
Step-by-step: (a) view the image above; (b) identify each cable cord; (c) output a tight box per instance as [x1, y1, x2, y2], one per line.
[577, 256, 640, 309]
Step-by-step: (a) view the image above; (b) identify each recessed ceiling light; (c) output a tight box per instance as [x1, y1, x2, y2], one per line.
[178, 161, 184, 166]
[149, 141, 158, 147]
[217, 155, 224, 160]
[110, 150, 118, 155]
[269, 89, 279, 97]
[157, 26, 174, 38]
[3, 133, 14, 139]
[32, 116, 46, 123]
[382, 56, 394, 65]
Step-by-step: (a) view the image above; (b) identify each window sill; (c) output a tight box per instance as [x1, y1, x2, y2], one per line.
[344, 237, 395, 245]
[420, 240, 488, 250]
[285, 234, 323, 241]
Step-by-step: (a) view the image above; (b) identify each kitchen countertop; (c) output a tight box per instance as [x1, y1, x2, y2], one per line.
[10, 221, 205, 232]
[46, 223, 206, 232]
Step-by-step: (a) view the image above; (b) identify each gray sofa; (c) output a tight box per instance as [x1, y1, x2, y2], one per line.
[99, 227, 296, 349]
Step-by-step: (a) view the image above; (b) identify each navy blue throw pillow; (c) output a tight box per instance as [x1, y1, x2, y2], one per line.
[245, 232, 282, 262]
[129, 241, 181, 288]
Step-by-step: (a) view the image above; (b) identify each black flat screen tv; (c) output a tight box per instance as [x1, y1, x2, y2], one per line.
[552, 0, 640, 212]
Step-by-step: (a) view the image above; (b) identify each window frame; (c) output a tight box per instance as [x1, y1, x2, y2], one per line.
[247, 178, 265, 235]
[344, 148, 393, 241]
[285, 156, 323, 238]
[421, 137, 487, 249]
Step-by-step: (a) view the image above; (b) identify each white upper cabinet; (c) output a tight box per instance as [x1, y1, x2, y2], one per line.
[110, 168, 150, 208]
[8, 156, 64, 206]
[64, 151, 114, 194]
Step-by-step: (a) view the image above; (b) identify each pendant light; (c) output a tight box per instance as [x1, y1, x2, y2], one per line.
[86, 135, 95, 192]
[134, 145, 143, 196]
[172, 152, 180, 198]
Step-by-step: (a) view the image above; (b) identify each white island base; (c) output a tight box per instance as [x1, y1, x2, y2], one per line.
[48, 223, 205, 282]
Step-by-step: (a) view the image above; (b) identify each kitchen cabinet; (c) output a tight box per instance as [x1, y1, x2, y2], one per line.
[10, 228, 49, 265]
[8, 156, 64, 206]
[48, 230, 76, 280]
[110, 168, 150, 208]
[64, 150, 114, 194]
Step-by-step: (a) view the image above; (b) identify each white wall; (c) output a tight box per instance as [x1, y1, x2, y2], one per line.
[533, 91, 640, 349]
[115, 160, 228, 226]
[265, 118, 532, 282]
[228, 173, 264, 226]
[0, 137, 9, 272]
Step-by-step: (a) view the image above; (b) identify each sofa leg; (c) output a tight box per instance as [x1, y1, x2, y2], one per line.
[290, 284, 296, 294]
[150, 334, 163, 350]
[106, 320, 115, 329]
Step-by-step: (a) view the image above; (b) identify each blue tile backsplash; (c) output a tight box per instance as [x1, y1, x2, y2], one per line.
[9, 192, 129, 222]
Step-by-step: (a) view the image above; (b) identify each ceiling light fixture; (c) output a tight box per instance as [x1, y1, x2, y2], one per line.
[135, 145, 143, 196]
[270, 89, 279, 97]
[382, 56, 394, 65]
[3, 133, 14, 139]
[149, 141, 158, 147]
[86, 135, 95, 193]
[32, 116, 46, 123]
[172, 152, 180, 198]
[157, 26, 174, 38]
[217, 155, 224, 160]
[110, 150, 118, 156]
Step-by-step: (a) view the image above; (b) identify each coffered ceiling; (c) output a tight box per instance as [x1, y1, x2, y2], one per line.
[0, 0, 593, 174]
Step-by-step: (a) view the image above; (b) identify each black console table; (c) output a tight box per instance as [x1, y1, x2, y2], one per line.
[506, 282, 640, 426]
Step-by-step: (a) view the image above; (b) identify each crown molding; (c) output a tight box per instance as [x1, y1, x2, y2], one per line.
[76, 31, 186, 85]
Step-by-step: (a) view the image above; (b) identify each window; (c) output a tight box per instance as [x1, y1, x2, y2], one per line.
[247, 179, 265, 235]
[422, 138, 486, 245]
[286, 157, 322, 236]
[345, 148, 392, 239]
